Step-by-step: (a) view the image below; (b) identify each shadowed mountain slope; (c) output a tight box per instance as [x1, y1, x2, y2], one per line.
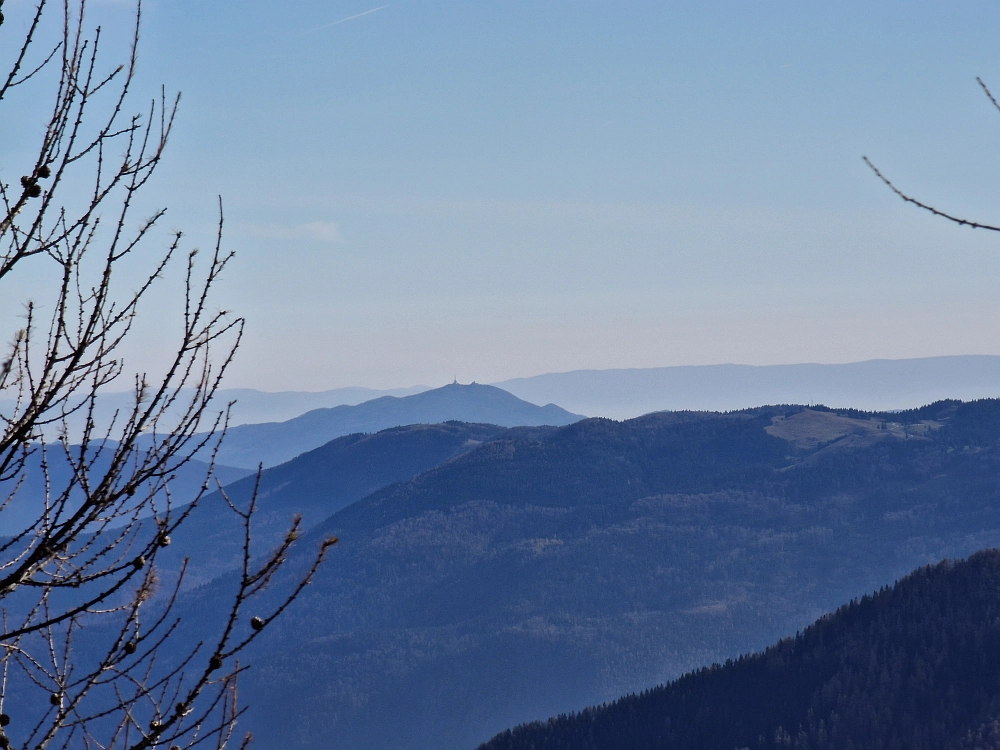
[157, 421, 506, 588]
[480, 550, 1000, 750]
[159, 398, 1000, 750]
[0, 446, 251, 536]
[207, 382, 581, 468]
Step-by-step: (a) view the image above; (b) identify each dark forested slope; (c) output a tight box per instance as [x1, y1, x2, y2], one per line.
[481, 549, 1000, 750]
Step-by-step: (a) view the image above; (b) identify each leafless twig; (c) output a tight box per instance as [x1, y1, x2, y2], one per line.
[0, 1, 331, 747]
[864, 78, 1000, 233]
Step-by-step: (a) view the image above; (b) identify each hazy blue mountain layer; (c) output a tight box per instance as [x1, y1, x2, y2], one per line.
[494, 355, 1000, 418]
[20, 354, 999, 440]
[18, 355, 1000, 441]
[0, 385, 430, 439]
[481, 550, 1000, 750]
[153, 421, 506, 589]
[165, 399, 1000, 750]
[207, 382, 581, 468]
[0, 445, 251, 536]
[207, 385, 431, 425]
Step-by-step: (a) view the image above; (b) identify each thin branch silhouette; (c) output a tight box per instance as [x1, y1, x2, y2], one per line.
[0, 1, 331, 747]
[865, 77, 1000, 233]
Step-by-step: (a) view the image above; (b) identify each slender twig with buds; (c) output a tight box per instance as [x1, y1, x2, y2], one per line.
[865, 77, 1000, 233]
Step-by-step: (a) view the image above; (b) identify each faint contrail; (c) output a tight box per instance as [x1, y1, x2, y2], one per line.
[309, 5, 389, 33]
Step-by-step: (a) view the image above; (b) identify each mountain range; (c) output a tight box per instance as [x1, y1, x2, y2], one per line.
[495, 355, 1000, 418]
[1, 384, 574, 521]
[159, 398, 1000, 749]
[29, 354, 1000, 436]
[0, 385, 429, 436]
[206, 384, 430, 424]
[0, 445, 251, 536]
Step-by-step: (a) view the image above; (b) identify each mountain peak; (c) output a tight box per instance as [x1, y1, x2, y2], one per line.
[211, 383, 583, 468]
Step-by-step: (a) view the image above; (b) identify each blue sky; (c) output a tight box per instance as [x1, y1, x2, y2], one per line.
[7, 1, 1000, 390]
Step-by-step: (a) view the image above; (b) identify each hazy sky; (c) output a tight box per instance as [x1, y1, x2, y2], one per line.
[7, 1, 1000, 390]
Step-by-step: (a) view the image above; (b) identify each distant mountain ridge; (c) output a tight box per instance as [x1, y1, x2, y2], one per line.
[0, 385, 430, 437]
[494, 355, 1000, 418]
[204, 385, 431, 424]
[28, 355, 1000, 437]
[207, 382, 582, 468]
[480, 550, 1000, 750]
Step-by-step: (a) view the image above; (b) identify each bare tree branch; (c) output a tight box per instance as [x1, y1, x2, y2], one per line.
[977, 77, 1000, 116]
[865, 77, 1000, 233]
[0, 1, 331, 747]
[863, 156, 1000, 232]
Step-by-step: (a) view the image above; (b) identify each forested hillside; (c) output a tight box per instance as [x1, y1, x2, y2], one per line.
[480, 549, 1000, 750]
[156, 421, 505, 588]
[168, 399, 1000, 749]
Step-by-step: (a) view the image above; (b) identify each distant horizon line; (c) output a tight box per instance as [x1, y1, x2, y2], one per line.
[86, 353, 1000, 397]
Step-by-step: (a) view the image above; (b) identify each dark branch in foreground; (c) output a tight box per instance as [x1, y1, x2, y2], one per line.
[977, 77, 1000, 116]
[0, 1, 331, 747]
[863, 76, 1000, 233]
[862, 156, 1000, 232]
